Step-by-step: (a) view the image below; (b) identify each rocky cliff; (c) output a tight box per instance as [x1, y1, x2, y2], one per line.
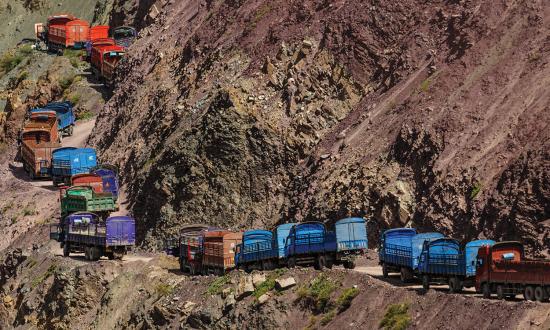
[89, 0, 550, 254]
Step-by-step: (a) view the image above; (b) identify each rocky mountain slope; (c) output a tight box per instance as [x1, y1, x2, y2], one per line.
[89, 0, 550, 254]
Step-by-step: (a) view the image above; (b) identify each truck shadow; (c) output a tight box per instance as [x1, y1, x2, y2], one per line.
[8, 163, 58, 192]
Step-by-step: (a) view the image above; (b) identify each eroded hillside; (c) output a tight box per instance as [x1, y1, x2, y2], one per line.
[89, 0, 550, 254]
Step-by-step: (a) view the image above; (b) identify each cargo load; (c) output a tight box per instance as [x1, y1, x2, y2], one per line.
[112, 26, 137, 48]
[51, 147, 97, 186]
[91, 164, 119, 200]
[30, 101, 75, 136]
[202, 230, 242, 274]
[71, 173, 104, 193]
[60, 186, 116, 217]
[20, 130, 61, 179]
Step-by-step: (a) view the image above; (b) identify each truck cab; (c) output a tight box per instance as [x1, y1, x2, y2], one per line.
[475, 241, 524, 292]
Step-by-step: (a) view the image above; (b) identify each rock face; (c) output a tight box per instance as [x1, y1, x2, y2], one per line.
[275, 277, 296, 290]
[89, 0, 550, 254]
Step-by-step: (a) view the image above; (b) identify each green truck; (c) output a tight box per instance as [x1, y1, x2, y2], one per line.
[61, 186, 117, 217]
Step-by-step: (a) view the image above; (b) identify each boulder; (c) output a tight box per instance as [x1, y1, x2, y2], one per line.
[275, 277, 296, 290]
[252, 273, 266, 287]
[223, 294, 236, 312]
[257, 292, 272, 305]
[221, 287, 232, 298]
[235, 276, 254, 300]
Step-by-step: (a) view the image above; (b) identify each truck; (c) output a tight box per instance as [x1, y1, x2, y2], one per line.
[86, 37, 114, 60]
[418, 238, 495, 292]
[36, 14, 90, 53]
[379, 229, 444, 282]
[285, 218, 367, 270]
[60, 186, 117, 217]
[70, 173, 104, 193]
[50, 212, 135, 260]
[91, 44, 125, 81]
[20, 130, 61, 179]
[112, 26, 137, 48]
[202, 230, 243, 275]
[51, 147, 97, 186]
[475, 241, 550, 301]
[91, 164, 120, 200]
[23, 111, 60, 143]
[235, 223, 296, 272]
[30, 101, 75, 136]
[176, 224, 212, 274]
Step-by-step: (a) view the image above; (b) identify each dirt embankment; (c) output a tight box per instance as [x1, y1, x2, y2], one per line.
[88, 0, 550, 254]
[2, 247, 550, 329]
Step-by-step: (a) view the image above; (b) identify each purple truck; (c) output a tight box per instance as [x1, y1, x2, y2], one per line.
[50, 212, 135, 260]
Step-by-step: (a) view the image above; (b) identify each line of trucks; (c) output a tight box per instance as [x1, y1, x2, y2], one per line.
[34, 14, 136, 84]
[378, 228, 550, 302]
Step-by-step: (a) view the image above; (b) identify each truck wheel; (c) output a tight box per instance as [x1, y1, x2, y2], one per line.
[107, 252, 115, 260]
[68, 125, 74, 136]
[449, 278, 458, 293]
[287, 257, 296, 269]
[63, 243, 70, 257]
[422, 275, 430, 291]
[535, 286, 547, 302]
[382, 263, 389, 278]
[347, 260, 356, 270]
[524, 286, 535, 301]
[496, 285, 505, 300]
[315, 255, 325, 271]
[84, 247, 91, 260]
[400, 267, 410, 283]
[482, 283, 491, 299]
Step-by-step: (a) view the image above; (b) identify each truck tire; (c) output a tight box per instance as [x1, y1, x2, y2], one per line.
[422, 275, 430, 291]
[400, 268, 408, 283]
[107, 252, 115, 260]
[63, 243, 70, 257]
[68, 125, 74, 136]
[346, 260, 356, 270]
[535, 286, 547, 302]
[84, 247, 91, 260]
[482, 283, 491, 299]
[524, 286, 535, 301]
[382, 263, 389, 278]
[496, 285, 505, 300]
[449, 277, 460, 293]
[287, 257, 296, 269]
[315, 255, 326, 271]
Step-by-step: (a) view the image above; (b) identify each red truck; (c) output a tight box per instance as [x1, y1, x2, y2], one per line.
[475, 241, 550, 301]
[91, 44, 125, 81]
[36, 14, 90, 53]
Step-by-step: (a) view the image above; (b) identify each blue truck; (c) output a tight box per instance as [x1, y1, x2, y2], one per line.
[285, 218, 367, 270]
[235, 223, 296, 271]
[50, 212, 135, 260]
[92, 164, 120, 200]
[51, 147, 97, 185]
[378, 228, 444, 282]
[418, 238, 495, 292]
[30, 101, 75, 137]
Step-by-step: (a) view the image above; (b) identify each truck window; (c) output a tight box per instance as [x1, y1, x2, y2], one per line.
[477, 258, 483, 266]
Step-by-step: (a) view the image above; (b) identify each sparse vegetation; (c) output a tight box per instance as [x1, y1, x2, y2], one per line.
[64, 49, 85, 68]
[254, 3, 272, 23]
[320, 309, 336, 325]
[10, 215, 18, 225]
[206, 275, 230, 295]
[22, 204, 37, 216]
[304, 316, 317, 330]
[155, 283, 174, 296]
[379, 303, 411, 330]
[76, 110, 94, 121]
[68, 93, 81, 105]
[296, 273, 338, 313]
[470, 181, 482, 199]
[27, 257, 37, 268]
[419, 77, 431, 93]
[1, 200, 14, 214]
[336, 287, 359, 312]
[0, 45, 34, 74]
[31, 264, 57, 288]
[59, 75, 76, 91]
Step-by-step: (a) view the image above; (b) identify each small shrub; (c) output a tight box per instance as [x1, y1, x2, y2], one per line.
[470, 181, 482, 199]
[76, 110, 94, 120]
[2, 200, 14, 213]
[304, 316, 317, 330]
[23, 205, 36, 216]
[419, 78, 431, 93]
[0, 53, 23, 72]
[336, 287, 359, 312]
[254, 277, 276, 298]
[31, 264, 57, 288]
[68, 93, 81, 105]
[155, 283, 174, 296]
[320, 309, 336, 325]
[10, 215, 18, 225]
[296, 274, 337, 313]
[379, 303, 411, 330]
[59, 75, 75, 91]
[19, 45, 33, 56]
[206, 275, 230, 295]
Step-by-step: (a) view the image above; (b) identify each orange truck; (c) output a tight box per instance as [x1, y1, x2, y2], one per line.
[71, 173, 104, 193]
[36, 14, 90, 53]
[202, 231, 243, 275]
[20, 112, 61, 179]
[91, 44, 125, 83]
